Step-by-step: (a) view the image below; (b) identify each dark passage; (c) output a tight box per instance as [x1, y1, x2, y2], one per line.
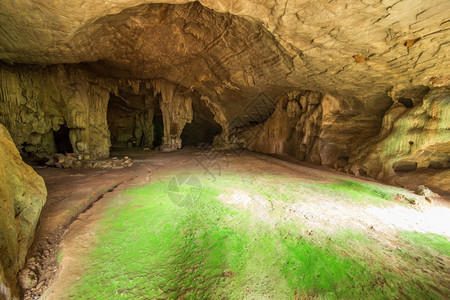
[53, 125, 73, 153]
[153, 105, 164, 148]
[181, 97, 222, 146]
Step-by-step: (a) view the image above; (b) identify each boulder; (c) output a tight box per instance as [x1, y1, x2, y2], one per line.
[0, 124, 47, 299]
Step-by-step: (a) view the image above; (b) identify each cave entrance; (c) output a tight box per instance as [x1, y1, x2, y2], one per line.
[153, 104, 164, 148]
[53, 124, 73, 154]
[181, 97, 222, 147]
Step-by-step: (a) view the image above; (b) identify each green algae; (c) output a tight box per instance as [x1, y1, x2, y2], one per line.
[67, 173, 448, 299]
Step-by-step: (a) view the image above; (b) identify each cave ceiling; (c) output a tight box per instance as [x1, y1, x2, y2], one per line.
[0, 0, 449, 122]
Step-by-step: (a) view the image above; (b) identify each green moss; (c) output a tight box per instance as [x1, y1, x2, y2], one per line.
[67, 173, 447, 299]
[313, 179, 395, 204]
[399, 231, 450, 256]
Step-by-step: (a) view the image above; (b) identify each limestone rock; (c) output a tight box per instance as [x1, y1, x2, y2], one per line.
[416, 185, 440, 199]
[0, 124, 47, 299]
[153, 79, 193, 151]
[0, 0, 448, 186]
[347, 87, 450, 180]
[45, 153, 134, 169]
[0, 65, 114, 159]
[0, 0, 448, 108]
[238, 91, 380, 167]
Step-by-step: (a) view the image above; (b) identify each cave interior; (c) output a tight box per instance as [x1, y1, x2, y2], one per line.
[0, 1, 449, 299]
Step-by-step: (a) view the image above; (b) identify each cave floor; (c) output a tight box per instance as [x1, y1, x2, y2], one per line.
[27, 149, 450, 299]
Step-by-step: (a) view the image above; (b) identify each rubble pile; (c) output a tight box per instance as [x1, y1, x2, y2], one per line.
[45, 154, 133, 169]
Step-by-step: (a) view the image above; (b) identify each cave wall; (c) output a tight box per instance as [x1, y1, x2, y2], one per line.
[108, 94, 155, 149]
[1, 0, 447, 166]
[0, 64, 223, 157]
[0, 124, 47, 299]
[232, 87, 449, 184]
[232, 91, 381, 168]
[347, 87, 450, 181]
[0, 64, 114, 159]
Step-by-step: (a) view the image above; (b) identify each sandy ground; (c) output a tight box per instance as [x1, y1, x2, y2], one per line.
[21, 148, 450, 299]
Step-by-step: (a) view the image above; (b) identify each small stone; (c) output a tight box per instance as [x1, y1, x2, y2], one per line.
[18, 269, 38, 289]
[35, 281, 44, 290]
[416, 185, 439, 198]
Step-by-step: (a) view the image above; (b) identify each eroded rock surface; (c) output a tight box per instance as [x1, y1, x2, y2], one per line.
[231, 91, 380, 168]
[0, 65, 114, 159]
[0, 1, 447, 176]
[347, 87, 450, 181]
[1, 1, 448, 101]
[0, 124, 47, 299]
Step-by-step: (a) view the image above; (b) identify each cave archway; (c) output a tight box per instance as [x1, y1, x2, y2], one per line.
[181, 97, 222, 147]
[53, 124, 73, 154]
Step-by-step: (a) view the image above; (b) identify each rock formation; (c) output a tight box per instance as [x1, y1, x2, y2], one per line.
[0, 0, 447, 171]
[347, 87, 450, 181]
[0, 2, 447, 163]
[0, 65, 220, 158]
[235, 91, 381, 168]
[153, 80, 194, 151]
[0, 65, 114, 159]
[0, 1, 448, 159]
[0, 124, 47, 299]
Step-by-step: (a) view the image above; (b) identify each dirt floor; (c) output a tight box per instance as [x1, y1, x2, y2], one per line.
[21, 148, 450, 299]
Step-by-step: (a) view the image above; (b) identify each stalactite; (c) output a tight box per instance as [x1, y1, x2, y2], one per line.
[152, 79, 193, 151]
[0, 64, 114, 158]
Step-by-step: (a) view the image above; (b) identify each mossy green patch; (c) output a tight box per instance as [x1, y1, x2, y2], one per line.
[312, 179, 401, 205]
[326, 180, 391, 199]
[399, 231, 450, 256]
[212, 173, 403, 206]
[67, 173, 448, 299]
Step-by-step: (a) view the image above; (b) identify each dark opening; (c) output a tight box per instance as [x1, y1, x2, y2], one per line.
[153, 104, 164, 148]
[181, 97, 222, 146]
[107, 94, 133, 148]
[336, 156, 350, 168]
[428, 161, 443, 169]
[53, 124, 73, 154]
[20, 142, 33, 158]
[393, 161, 418, 172]
[398, 97, 413, 108]
[108, 91, 162, 149]
[359, 169, 368, 177]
